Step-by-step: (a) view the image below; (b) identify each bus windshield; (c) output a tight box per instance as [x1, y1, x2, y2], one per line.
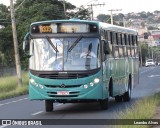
[29, 37, 101, 71]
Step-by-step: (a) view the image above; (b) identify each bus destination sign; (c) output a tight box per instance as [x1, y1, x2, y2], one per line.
[31, 23, 98, 34]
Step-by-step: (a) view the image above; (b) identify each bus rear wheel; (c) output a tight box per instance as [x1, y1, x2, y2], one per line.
[115, 95, 123, 102]
[123, 78, 131, 102]
[99, 98, 109, 110]
[45, 100, 54, 112]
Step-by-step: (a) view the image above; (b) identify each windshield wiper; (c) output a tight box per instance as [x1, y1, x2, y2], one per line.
[45, 36, 59, 52]
[67, 35, 83, 52]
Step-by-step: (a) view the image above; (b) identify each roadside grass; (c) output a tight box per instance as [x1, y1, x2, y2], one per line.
[0, 72, 29, 100]
[115, 93, 160, 128]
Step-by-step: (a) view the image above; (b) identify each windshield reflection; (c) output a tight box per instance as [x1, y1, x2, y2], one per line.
[29, 37, 100, 71]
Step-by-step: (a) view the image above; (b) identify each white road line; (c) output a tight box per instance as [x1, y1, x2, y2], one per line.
[31, 103, 63, 116]
[32, 111, 44, 116]
[140, 67, 155, 74]
[0, 98, 28, 107]
[0, 125, 9, 128]
[148, 75, 160, 78]
[55, 103, 63, 107]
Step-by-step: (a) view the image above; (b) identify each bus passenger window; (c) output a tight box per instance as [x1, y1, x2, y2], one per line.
[107, 31, 112, 56]
[131, 35, 135, 46]
[135, 35, 138, 45]
[124, 34, 127, 45]
[100, 30, 105, 40]
[128, 35, 131, 45]
[118, 33, 122, 45]
[105, 31, 108, 40]
[118, 33, 124, 57]
[115, 33, 118, 45]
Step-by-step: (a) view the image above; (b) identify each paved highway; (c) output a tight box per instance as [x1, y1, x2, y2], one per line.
[0, 66, 160, 128]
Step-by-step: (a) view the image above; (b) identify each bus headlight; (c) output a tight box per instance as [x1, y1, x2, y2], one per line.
[39, 84, 44, 89]
[30, 79, 35, 84]
[30, 79, 37, 86]
[30, 79, 38, 87]
[94, 78, 100, 84]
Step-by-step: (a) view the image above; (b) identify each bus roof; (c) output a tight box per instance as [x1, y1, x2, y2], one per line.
[31, 19, 137, 35]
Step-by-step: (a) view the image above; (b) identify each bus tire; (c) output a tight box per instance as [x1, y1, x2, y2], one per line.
[45, 100, 53, 112]
[99, 98, 109, 110]
[123, 77, 131, 102]
[109, 78, 113, 96]
[115, 95, 123, 102]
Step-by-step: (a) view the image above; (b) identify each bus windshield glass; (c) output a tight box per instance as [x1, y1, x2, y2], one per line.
[29, 37, 100, 71]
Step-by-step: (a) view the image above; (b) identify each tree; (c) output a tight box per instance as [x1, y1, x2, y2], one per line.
[97, 14, 110, 22]
[0, 4, 10, 27]
[138, 11, 148, 19]
[141, 22, 145, 28]
[68, 6, 91, 20]
[113, 13, 124, 21]
[154, 10, 160, 14]
[140, 43, 149, 64]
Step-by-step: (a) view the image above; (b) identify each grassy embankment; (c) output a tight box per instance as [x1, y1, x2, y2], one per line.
[0, 72, 29, 100]
[116, 92, 160, 128]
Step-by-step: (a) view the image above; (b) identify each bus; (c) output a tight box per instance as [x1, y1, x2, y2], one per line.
[23, 19, 139, 112]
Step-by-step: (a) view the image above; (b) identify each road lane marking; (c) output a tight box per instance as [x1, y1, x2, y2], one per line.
[140, 67, 155, 74]
[31, 103, 63, 116]
[32, 111, 44, 116]
[0, 98, 28, 107]
[55, 103, 63, 107]
[0, 125, 9, 128]
[148, 75, 160, 78]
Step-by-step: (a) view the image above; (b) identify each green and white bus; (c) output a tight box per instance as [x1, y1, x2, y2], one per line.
[23, 19, 139, 112]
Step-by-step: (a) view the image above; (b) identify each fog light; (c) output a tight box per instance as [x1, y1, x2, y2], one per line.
[39, 84, 44, 89]
[94, 78, 100, 84]
[35, 83, 39, 87]
[90, 82, 94, 86]
[84, 84, 88, 89]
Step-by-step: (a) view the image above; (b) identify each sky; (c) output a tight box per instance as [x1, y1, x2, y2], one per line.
[0, 0, 160, 17]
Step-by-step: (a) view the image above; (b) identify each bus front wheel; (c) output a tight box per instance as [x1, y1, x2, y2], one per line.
[99, 98, 109, 110]
[45, 100, 54, 112]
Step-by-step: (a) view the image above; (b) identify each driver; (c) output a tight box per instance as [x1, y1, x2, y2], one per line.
[80, 47, 96, 58]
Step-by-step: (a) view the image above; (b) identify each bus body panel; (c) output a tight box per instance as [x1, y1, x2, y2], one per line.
[29, 69, 110, 101]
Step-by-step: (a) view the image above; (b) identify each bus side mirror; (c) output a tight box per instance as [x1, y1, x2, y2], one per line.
[102, 40, 110, 54]
[23, 32, 30, 52]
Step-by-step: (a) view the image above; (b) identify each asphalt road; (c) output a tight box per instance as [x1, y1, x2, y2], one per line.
[0, 66, 160, 128]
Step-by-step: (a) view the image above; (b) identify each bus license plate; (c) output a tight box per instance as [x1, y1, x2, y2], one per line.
[57, 91, 69, 95]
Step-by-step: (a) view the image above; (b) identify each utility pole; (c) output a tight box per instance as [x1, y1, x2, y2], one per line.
[10, 0, 22, 86]
[108, 9, 122, 24]
[87, 3, 105, 20]
[139, 44, 143, 67]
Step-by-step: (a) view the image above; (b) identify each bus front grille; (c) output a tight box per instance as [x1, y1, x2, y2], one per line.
[45, 85, 82, 88]
[38, 73, 89, 79]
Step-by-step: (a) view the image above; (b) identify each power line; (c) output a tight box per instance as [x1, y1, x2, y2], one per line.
[87, 3, 105, 20]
